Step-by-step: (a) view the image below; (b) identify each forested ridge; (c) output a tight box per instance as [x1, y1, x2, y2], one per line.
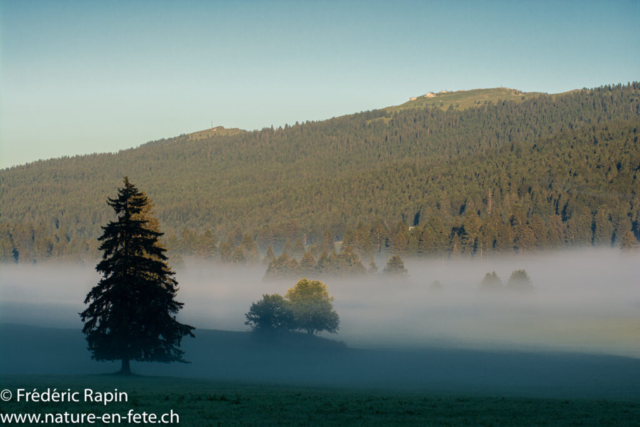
[1, 83, 639, 263]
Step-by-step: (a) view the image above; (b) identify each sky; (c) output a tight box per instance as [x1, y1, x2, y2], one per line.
[1, 0, 638, 168]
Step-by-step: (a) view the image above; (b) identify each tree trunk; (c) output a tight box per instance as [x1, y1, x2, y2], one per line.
[120, 359, 131, 375]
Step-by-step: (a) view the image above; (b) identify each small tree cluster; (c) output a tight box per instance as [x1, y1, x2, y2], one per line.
[507, 269, 534, 292]
[245, 279, 339, 336]
[479, 269, 534, 293]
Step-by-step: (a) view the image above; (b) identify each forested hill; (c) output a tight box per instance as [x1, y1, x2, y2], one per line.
[1, 83, 639, 262]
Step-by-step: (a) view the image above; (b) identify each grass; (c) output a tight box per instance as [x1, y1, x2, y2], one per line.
[382, 87, 582, 115]
[2, 324, 639, 425]
[186, 126, 245, 140]
[1, 375, 639, 426]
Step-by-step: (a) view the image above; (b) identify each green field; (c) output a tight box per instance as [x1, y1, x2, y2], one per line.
[1, 375, 639, 426]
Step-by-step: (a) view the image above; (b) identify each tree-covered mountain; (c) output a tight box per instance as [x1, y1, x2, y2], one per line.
[1, 83, 639, 262]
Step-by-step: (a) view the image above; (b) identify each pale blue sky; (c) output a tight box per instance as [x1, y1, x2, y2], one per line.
[1, 0, 638, 168]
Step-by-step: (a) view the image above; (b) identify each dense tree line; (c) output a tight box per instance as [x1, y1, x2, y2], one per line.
[263, 246, 371, 280]
[1, 84, 639, 263]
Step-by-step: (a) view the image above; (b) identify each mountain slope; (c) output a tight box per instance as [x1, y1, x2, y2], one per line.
[0, 83, 639, 260]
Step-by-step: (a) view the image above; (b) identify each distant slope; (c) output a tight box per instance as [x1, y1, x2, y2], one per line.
[0, 83, 639, 260]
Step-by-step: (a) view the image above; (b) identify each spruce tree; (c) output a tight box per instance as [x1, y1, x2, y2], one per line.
[339, 245, 366, 275]
[286, 258, 300, 276]
[300, 251, 317, 274]
[231, 246, 246, 264]
[341, 228, 355, 251]
[219, 239, 234, 263]
[320, 230, 336, 254]
[383, 255, 408, 275]
[480, 271, 503, 291]
[620, 230, 640, 252]
[80, 178, 194, 375]
[240, 233, 259, 263]
[262, 244, 276, 265]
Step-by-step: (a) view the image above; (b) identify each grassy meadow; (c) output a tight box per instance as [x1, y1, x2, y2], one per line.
[1, 374, 639, 426]
[386, 87, 548, 113]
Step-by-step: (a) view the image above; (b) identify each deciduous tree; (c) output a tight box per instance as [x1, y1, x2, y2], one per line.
[285, 279, 339, 335]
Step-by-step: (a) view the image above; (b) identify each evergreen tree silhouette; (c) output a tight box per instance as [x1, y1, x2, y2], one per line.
[80, 178, 194, 375]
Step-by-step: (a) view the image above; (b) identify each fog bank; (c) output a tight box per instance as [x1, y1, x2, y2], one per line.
[1, 248, 638, 357]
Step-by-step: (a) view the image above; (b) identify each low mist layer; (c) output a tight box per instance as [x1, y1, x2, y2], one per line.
[1, 248, 638, 358]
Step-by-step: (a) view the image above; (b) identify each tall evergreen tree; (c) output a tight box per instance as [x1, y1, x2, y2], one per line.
[80, 178, 194, 375]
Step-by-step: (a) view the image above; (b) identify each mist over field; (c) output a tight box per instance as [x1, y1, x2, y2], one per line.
[1, 248, 638, 358]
